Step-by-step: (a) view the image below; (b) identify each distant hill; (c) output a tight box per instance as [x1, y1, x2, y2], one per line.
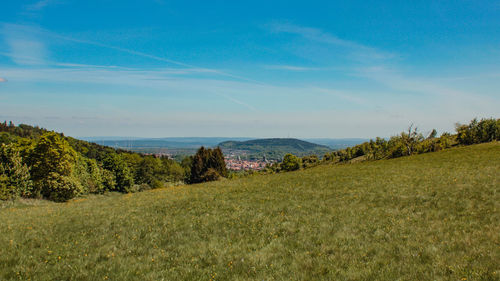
[80, 137, 253, 154]
[218, 138, 332, 160]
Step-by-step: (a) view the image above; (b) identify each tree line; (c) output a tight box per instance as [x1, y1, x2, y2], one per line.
[265, 118, 500, 173]
[0, 122, 190, 201]
[1, 118, 498, 201]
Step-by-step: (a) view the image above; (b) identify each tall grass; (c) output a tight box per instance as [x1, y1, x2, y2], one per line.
[1, 142, 499, 280]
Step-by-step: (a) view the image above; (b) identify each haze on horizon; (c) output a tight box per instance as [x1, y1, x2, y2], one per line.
[1, 1, 499, 139]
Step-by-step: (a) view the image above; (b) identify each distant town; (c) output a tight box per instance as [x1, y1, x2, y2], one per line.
[224, 156, 275, 171]
[143, 152, 276, 171]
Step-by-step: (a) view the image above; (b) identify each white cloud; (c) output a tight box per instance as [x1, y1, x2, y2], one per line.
[268, 23, 396, 62]
[356, 66, 500, 117]
[1, 24, 47, 65]
[25, 0, 53, 11]
[0, 23, 262, 84]
[264, 65, 321, 71]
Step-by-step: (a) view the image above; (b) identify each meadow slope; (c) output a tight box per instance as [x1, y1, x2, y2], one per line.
[1, 142, 499, 280]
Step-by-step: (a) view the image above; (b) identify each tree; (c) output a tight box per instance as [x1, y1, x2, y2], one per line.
[102, 153, 134, 192]
[28, 132, 82, 201]
[161, 157, 185, 183]
[281, 153, 301, 171]
[456, 118, 500, 145]
[0, 144, 32, 199]
[190, 147, 228, 183]
[135, 156, 162, 189]
[209, 147, 228, 178]
[428, 129, 438, 139]
[75, 157, 105, 194]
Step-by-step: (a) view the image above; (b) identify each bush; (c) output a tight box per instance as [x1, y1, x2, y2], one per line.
[130, 183, 151, 193]
[101, 169, 116, 192]
[456, 118, 500, 145]
[281, 154, 301, 171]
[75, 157, 105, 194]
[201, 168, 221, 182]
[42, 172, 82, 202]
[0, 144, 32, 199]
[301, 155, 319, 168]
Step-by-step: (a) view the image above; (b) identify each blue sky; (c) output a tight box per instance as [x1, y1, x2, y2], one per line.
[0, 0, 499, 138]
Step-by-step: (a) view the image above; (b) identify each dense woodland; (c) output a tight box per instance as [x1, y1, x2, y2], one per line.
[1, 118, 499, 201]
[0, 122, 190, 201]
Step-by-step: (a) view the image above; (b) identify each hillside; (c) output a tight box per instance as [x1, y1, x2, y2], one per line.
[219, 138, 332, 160]
[81, 137, 367, 153]
[82, 137, 253, 154]
[1, 142, 499, 280]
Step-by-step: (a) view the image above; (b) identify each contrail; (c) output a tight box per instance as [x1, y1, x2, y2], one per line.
[43, 29, 265, 84]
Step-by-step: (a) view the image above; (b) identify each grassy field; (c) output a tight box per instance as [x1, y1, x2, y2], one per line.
[1, 142, 499, 280]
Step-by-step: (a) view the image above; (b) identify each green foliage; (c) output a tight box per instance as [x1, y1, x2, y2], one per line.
[102, 153, 134, 193]
[0, 144, 32, 200]
[0, 122, 190, 201]
[28, 133, 83, 201]
[281, 153, 301, 171]
[135, 156, 163, 189]
[218, 138, 331, 160]
[190, 147, 228, 183]
[323, 125, 459, 165]
[162, 158, 185, 183]
[456, 118, 500, 145]
[301, 154, 319, 168]
[101, 168, 116, 192]
[181, 156, 193, 181]
[75, 157, 105, 194]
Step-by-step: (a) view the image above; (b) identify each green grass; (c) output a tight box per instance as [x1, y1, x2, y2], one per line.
[1, 142, 499, 280]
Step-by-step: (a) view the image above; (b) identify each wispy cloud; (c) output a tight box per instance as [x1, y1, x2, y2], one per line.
[25, 0, 56, 11]
[312, 87, 369, 106]
[0, 77, 6, 82]
[214, 92, 258, 111]
[264, 65, 322, 71]
[357, 66, 499, 113]
[0, 63, 378, 113]
[1, 24, 47, 65]
[268, 22, 396, 63]
[0, 23, 264, 84]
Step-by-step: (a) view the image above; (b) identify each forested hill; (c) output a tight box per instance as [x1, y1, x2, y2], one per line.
[218, 138, 332, 159]
[0, 121, 187, 202]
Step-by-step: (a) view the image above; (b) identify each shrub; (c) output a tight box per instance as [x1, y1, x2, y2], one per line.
[281, 154, 301, 171]
[301, 155, 319, 168]
[75, 157, 105, 194]
[456, 118, 500, 145]
[0, 144, 32, 200]
[201, 168, 221, 182]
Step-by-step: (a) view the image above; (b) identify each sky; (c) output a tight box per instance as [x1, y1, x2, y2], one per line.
[0, 0, 499, 138]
